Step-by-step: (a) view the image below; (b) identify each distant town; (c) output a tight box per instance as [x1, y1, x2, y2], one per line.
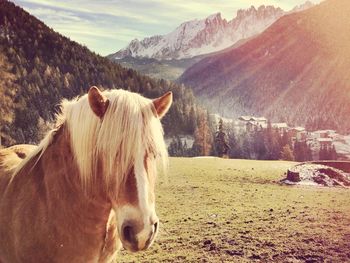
[165, 114, 350, 160]
[211, 114, 350, 161]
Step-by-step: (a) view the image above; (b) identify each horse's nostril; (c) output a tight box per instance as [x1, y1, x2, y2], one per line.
[153, 221, 158, 234]
[123, 225, 134, 243]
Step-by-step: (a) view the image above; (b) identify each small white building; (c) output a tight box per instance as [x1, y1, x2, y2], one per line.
[289, 127, 307, 142]
[272, 123, 288, 134]
[210, 113, 234, 125]
[310, 130, 336, 139]
[317, 138, 333, 149]
[238, 116, 267, 132]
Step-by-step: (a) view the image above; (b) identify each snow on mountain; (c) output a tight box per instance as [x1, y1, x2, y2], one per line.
[290, 0, 314, 12]
[110, 2, 313, 60]
[227, 5, 284, 44]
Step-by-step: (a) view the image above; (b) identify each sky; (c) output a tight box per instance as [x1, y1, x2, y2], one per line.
[13, 0, 323, 56]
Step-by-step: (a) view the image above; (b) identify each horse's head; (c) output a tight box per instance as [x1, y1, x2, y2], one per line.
[83, 87, 172, 251]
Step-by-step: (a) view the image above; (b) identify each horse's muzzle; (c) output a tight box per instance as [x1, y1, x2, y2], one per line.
[121, 219, 159, 252]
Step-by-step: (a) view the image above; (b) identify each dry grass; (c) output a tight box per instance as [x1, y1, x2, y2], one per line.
[118, 157, 350, 262]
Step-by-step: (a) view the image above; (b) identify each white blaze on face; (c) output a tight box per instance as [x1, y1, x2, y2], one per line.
[114, 147, 158, 251]
[134, 147, 157, 249]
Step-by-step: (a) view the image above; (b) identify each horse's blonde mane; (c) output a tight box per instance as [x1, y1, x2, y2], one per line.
[14, 89, 168, 194]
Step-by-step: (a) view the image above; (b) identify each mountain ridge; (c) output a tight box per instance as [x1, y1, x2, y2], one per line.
[109, 1, 313, 61]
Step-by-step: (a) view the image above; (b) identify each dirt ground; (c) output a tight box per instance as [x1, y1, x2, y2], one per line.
[118, 157, 350, 262]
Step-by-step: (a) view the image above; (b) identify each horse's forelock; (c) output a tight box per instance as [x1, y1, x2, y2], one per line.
[63, 89, 168, 195]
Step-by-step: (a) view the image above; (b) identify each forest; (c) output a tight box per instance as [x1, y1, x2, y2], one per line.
[169, 119, 338, 161]
[0, 0, 201, 146]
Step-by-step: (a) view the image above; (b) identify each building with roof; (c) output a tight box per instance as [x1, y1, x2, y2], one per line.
[238, 116, 267, 132]
[272, 123, 288, 134]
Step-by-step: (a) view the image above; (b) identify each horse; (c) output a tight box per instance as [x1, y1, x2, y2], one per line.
[0, 86, 172, 263]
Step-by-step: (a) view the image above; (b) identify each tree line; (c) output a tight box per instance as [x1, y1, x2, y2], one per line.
[169, 118, 338, 161]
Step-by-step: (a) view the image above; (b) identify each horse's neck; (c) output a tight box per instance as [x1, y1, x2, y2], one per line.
[8, 127, 111, 254]
[38, 126, 112, 227]
[0, 128, 119, 263]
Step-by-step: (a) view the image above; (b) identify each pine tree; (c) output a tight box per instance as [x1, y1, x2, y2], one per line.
[281, 145, 295, 161]
[241, 135, 252, 159]
[306, 144, 313, 161]
[330, 145, 338, 160]
[252, 130, 267, 160]
[319, 145, 327, 160]
[192, 110, 213, 156]
[264, 121, 281, 160]
[227, 125, 242, 158]
[280, 130, 291, 147]
[215, 119, 229, 157]
[168, 136, 186, 157]
[183, 140, 189, 157]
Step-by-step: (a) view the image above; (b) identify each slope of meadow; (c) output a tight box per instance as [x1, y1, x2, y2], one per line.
[119, 158, 350, 262]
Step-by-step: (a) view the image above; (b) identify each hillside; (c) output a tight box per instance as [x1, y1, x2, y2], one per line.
[179, 0, 350, 133]
[0, 0, 200, 146]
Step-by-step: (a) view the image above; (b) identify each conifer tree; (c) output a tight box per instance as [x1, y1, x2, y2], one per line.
[192, 110, 213, 156]
[281, 145, 295, 161]
[330, 145, 338, 160]
[215, 119, 229, 157]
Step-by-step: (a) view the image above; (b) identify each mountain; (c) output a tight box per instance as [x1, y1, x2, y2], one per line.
[179, 0, 350, 133]
[109, 2, 313, 61]
[0, 0, 200, 146]
[108, 37, 252, 81]
[107, 2, 313, 81]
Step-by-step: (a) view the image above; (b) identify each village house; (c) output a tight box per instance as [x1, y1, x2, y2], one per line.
[306, 130, 337, 150]
[210, 113, 234, 125]
[210, 113, 240, 133]
[288, 127, 305, 139]
[305, 130, 339, 160]
[238, 116, 267, 132]
[311, 130, 336, 139]
[272, 123, 288, 135]
[317, 138, 333, 149]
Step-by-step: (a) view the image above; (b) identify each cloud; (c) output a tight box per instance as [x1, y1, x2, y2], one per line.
[15, 0, 153, 54]
[24, 6, 83, 23]
[17, 0, 164, 24]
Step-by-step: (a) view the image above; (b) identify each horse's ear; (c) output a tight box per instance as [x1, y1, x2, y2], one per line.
[88, 86, 109, 118]
[153, 91, 173, 118]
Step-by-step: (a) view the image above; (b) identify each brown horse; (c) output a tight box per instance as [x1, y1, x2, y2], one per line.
[0, 87, 172, 263]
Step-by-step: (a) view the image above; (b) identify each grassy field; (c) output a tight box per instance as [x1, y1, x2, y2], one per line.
[118, 157, 350, 262]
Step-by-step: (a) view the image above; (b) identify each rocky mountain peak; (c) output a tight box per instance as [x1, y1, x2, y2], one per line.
[110, 3, 313, 60]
